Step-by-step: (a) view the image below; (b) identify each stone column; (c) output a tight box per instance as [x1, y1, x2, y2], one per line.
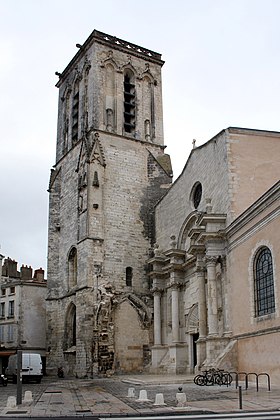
[171, 284, 180, 343]
[153, 289, 162, 346]
[206, 256, 218, 336]
[197, 266, 207, 338]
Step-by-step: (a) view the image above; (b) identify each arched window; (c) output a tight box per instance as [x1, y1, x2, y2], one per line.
[254, 247, 275, 317]
[68, 247, 77, 289]
[64, 303, 76, 350]
[126, 267, 133, 287]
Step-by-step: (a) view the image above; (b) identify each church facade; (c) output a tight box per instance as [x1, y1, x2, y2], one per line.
[149, 128, 280, 383]
[47, 30, 280, 382]
[46, 30, 172, 376]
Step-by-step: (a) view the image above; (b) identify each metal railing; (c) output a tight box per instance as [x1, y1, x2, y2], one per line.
[231, 371, 271, 392]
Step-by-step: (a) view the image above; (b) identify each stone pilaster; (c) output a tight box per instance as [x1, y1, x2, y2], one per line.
[153, 288, 162, 346]
[197, 265, 207, 338]
[171, 283, 180, 343]
[196, 262, 207, 368]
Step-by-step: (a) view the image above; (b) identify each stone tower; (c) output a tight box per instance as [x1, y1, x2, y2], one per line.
[46, 30, 172, 376]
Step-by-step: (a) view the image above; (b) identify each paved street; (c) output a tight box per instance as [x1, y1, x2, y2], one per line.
[0, 374, 279, 417]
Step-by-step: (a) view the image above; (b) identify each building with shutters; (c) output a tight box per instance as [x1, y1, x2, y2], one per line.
[0, 256, 47, 374]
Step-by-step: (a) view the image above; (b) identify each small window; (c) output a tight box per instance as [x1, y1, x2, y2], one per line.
[126, 267, 133, 287]
[9, 287, 15, 295]
[0, 302, 5, 318]
[1, 289, 6, 296]
[254, 247, 275, 317]
[7, 325, 13, 341]
[8, 300, 14, 317]
[0, 325, 4, 341]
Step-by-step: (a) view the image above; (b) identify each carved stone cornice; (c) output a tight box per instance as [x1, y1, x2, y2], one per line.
[168, 281, 183, 291]
[151, 287, 164, 296]
[205, 255, 219, 267]
[196, 264, 206, 274]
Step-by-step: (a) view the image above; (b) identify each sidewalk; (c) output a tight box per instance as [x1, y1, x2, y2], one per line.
[0, 374, 279, 417]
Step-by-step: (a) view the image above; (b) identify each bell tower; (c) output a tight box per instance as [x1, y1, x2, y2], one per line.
[47, 30, 172, 376]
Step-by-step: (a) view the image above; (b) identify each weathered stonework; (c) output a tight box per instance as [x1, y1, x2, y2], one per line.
[47, 30, 172, 376]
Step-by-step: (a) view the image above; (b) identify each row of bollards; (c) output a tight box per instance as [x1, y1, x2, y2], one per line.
[7, 391, 33, 408]
[127, 387, 188, 407]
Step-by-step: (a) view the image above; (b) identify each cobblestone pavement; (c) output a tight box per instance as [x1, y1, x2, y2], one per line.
[94, 377, 234, 409]
[0, 375, 279, 417]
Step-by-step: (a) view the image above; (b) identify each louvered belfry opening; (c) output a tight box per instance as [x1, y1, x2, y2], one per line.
[123, 72, 135, 134]
[72, 82, 79, 143]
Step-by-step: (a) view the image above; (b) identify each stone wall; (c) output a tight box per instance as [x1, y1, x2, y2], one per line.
[47, 30, 172, 375]
[155, 130, 229, 251]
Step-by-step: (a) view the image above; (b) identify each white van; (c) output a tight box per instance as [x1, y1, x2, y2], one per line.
[5, 353, 43, 383]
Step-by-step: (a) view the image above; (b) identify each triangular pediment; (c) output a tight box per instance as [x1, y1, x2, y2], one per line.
[90, 135, 106, 167]
[76, 131, 106, 172]
[76, 139, 89, 173]
[140, 63, 155, 82]
[101, 52, 120, 71]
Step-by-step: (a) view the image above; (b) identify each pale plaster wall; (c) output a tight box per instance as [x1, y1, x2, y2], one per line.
[227, 207, 279, 335]
[237, 333, 280, 384]
[227, 129, 280, 221]
[114, 300, 149, 372]
[21, 284, 46, 349]
[227, 185, 280, 383]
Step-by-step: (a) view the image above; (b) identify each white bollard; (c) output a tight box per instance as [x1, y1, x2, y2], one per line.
[137, 389, 150, 402]
[127, 387, 135, 398]
[23, 391, 33, 403]
[154, 393, 166, 406]
[176, 391, 187, 407]
[7, 396, 17, 408]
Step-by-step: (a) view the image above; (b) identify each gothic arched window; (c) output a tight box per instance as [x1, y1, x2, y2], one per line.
[68, 247, 77, 289]
[254, 247, 275, 317]
[64, 303, 76, 350]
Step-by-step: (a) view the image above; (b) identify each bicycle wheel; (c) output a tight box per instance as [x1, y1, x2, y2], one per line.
[194, 375, 206, 386]
[205, 373, 214, 386]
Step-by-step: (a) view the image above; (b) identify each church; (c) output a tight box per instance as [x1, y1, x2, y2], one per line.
[149, 127, 280, 382]
[46, 30, 280, 382]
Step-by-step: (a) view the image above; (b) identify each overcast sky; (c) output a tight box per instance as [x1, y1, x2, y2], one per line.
[1, 0, 280, 273]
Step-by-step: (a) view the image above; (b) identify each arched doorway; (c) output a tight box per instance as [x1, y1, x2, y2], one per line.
[186, 304, 199, 372]
[63, 302, 76, 374]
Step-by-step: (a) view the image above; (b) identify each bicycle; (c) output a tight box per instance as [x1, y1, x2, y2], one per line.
[194, 368, 233, 386]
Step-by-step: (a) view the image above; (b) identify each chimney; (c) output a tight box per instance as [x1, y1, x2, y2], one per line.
[20, 265, 33, 280]
[0, 254, 4, 280]
[34, 268, 45, 282]
[2, 258, 19, 278]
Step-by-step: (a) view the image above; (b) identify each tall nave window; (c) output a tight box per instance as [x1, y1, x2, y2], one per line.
[254, 247, 275, 317]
